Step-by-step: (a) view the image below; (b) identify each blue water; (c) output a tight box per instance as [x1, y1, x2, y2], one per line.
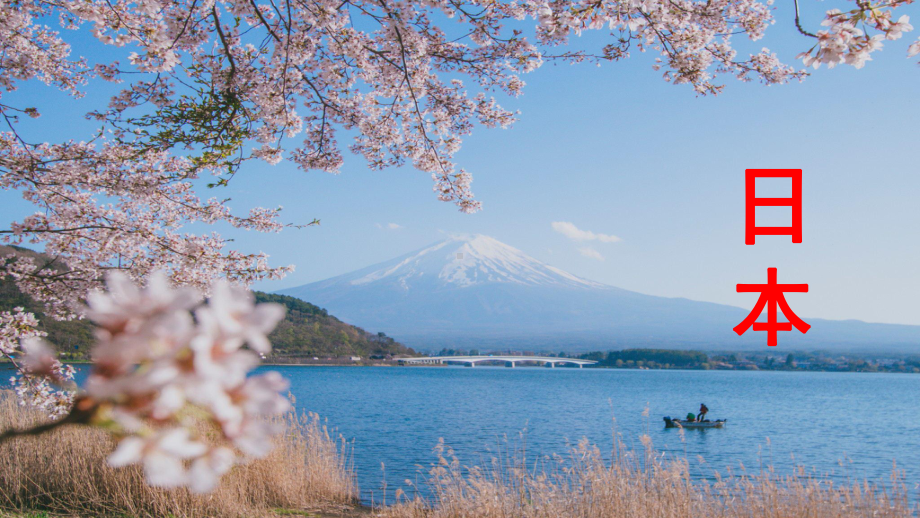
[9, 365, 920, 503]
[275, 366, 920, 503]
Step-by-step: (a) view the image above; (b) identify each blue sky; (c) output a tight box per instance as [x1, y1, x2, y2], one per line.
[3, 4, 920, 326]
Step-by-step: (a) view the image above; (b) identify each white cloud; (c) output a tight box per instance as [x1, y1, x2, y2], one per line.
[551, 221, 620, 243]
[578, 247, 604, 261]
[376, 223, 403, 230]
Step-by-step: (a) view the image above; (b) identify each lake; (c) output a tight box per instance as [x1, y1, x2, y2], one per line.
[275, 366, 920, 503]
[8, 365, 920, 504]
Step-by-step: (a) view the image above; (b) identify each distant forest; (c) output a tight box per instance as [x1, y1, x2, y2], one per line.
[576, 348, 920, 373]
[580, 349, 708, 369]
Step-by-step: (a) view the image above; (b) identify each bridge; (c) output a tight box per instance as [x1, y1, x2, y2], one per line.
[397, 355, 597, 368]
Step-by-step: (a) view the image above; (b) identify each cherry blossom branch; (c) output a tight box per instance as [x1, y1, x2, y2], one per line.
[793, 0, 818, 38]
[211, 6, 238, 83]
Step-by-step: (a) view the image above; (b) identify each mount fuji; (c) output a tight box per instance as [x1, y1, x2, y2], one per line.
[278, 235, 920, 352]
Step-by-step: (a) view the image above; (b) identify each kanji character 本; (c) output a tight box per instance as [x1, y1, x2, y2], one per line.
[745, 169, 802, 245]
[734, 268, 810, 346]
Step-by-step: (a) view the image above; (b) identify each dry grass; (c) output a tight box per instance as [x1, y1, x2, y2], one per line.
[2, 390, 915, 518]
[0, 392, 358, 518]
[378, 434, 916, 518]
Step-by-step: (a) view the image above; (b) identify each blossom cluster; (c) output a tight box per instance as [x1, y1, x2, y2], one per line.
[16, 272, 290, 493]
[4, 1, 914, 261]
[535, 0, 803, 94]
[0, 307, 75, 420]
[798, 6, 915, 69]
[0, 139, 294, 320]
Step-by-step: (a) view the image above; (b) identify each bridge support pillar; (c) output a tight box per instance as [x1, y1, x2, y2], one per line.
[547, 362, 555, 368]
[579, 364, 583, 368]
[506, 361, 515, 368]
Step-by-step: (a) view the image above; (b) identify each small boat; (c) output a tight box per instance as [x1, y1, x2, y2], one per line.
[663, 417, 726, 429]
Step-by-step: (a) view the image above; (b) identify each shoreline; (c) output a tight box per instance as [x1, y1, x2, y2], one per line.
[2, 360, 915, 375]
[260, 362, 919, 374]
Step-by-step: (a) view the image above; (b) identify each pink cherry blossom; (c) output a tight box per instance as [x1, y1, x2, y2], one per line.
[195, 281, 285, 354]
[1, 273, 292, 492]
[0, 308, 75, 419]
[108, 429, 209, 488]
[0, 307, 44, 356]
[797, 5, 916, 69]
[18, 338, 59, 378]
[908, 38, 920, 57]
[189, 447, 236, 493]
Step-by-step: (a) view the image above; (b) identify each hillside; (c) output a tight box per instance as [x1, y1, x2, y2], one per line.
[0, 245, 414, 360]
[254, 292, 415, 360]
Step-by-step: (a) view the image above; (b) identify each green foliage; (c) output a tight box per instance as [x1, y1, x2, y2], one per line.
[254, 292, 415, 360]
[590, 349, 708, 368]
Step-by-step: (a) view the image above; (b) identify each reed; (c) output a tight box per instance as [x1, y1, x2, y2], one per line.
[379, 433, 914, 518]
[1, 389, 914, 518]
[0, 392, 357, 518]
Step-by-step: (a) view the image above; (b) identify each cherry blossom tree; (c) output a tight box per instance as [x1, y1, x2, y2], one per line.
[3, 0, 913, 308]
[0, 0, 917, 492]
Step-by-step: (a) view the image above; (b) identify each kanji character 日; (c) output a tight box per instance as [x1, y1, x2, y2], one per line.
[734, 268, 810, 346]
[745, 169, 802, 245]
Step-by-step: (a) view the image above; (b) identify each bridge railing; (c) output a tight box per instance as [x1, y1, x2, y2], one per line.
[396, 355, 597, 367]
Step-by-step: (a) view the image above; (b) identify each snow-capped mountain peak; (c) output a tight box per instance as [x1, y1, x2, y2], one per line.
[278, 234, 920, 352]
[348, 234, 605, 290]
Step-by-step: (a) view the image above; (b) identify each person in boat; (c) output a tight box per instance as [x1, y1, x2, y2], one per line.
[685, 412, 695, 422]
[698, 403, 709, 422]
